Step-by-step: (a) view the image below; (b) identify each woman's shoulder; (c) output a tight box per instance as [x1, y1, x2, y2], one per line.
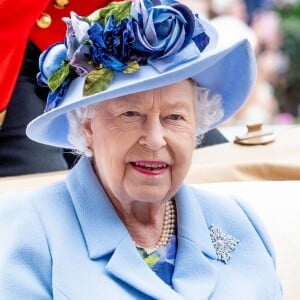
[0, 179, 70, 257]
[184, 184, 267, 229]
[183, 184, 244, 213]
[0, 184, 58, 299]
[182, 184, 276, 261]
[0, 180, 68, 220]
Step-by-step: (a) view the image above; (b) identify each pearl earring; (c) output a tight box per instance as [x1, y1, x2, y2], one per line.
[85, 147, 94, 157]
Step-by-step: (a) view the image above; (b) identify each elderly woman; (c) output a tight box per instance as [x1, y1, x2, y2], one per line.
[0, 0, 281, 299]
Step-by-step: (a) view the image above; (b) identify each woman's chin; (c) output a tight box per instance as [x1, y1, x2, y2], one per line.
[125, 186, 172, 204]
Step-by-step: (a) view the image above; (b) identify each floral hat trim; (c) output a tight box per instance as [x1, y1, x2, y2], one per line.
[38, 0, 210, 112]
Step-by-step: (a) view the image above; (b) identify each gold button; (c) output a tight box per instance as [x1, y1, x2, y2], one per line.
[54, 0, 69, 9]
[36, 13, 52, 29]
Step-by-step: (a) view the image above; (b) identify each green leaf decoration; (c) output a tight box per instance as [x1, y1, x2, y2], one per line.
[123, 61, 140, 74]
[83, 68, 113, 96]
[48, 62, 71, 92]
[90, 1, 132, 25]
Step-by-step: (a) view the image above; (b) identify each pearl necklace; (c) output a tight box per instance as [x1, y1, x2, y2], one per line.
[134, 198, 176, 249]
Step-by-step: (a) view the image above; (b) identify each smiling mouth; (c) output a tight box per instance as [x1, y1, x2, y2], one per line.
[131, 162, 169, 170]
[130, 161, 169, 173]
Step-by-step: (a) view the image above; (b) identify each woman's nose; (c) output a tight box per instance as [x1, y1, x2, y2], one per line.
[139, 116, 166, 151]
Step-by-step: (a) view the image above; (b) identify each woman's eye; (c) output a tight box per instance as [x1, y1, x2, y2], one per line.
[123, 111, 139, 117]
[168, 114, 183, 121]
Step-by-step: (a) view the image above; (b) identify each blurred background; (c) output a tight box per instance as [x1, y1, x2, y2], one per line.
[184, 0, 300, 127]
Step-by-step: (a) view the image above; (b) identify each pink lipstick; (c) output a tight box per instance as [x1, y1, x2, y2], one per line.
[131, 161, 169, 175]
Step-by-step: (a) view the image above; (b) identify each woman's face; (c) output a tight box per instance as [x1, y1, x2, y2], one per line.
[83, 80, 196, 206]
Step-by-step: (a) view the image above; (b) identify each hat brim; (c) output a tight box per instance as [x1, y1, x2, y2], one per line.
[27, 37, 256, 149]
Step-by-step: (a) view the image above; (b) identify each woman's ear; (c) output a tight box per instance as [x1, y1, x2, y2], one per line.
[82, 119, 93, 148]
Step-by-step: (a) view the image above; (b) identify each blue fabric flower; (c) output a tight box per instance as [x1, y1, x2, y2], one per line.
[69, 45, 94, 76]
[63, 12, 92, 76]
[131, 0, 195, 59]
[44, 78, 71, 112]
[63, 12, 90, 60]
[37, 43, 74, 112]
[37, 43, 68, 87]
[88, 15, 134, 72]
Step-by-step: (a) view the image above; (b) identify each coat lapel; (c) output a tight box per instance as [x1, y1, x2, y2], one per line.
[66, 157, 127, 259]
[172, 184, 219, 299]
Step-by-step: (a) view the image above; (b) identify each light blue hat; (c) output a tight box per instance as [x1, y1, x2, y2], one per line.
[27, 0, 256, 148]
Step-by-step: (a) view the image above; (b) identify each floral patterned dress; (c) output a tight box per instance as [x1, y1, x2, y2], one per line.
[136, 235, 177, 286]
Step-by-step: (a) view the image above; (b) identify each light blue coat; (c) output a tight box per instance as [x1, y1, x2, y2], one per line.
[0, 157, 282, 299]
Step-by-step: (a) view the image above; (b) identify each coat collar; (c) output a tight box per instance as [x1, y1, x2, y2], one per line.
[66, 156, 127, 258]
[172, 184, 218, 299]
[66, 157, 219, 299]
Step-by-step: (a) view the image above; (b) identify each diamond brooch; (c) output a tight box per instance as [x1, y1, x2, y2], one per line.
[209, 225, 239, 264]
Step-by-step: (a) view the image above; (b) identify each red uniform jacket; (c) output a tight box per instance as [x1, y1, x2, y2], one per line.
[0, 0, 113, 112]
